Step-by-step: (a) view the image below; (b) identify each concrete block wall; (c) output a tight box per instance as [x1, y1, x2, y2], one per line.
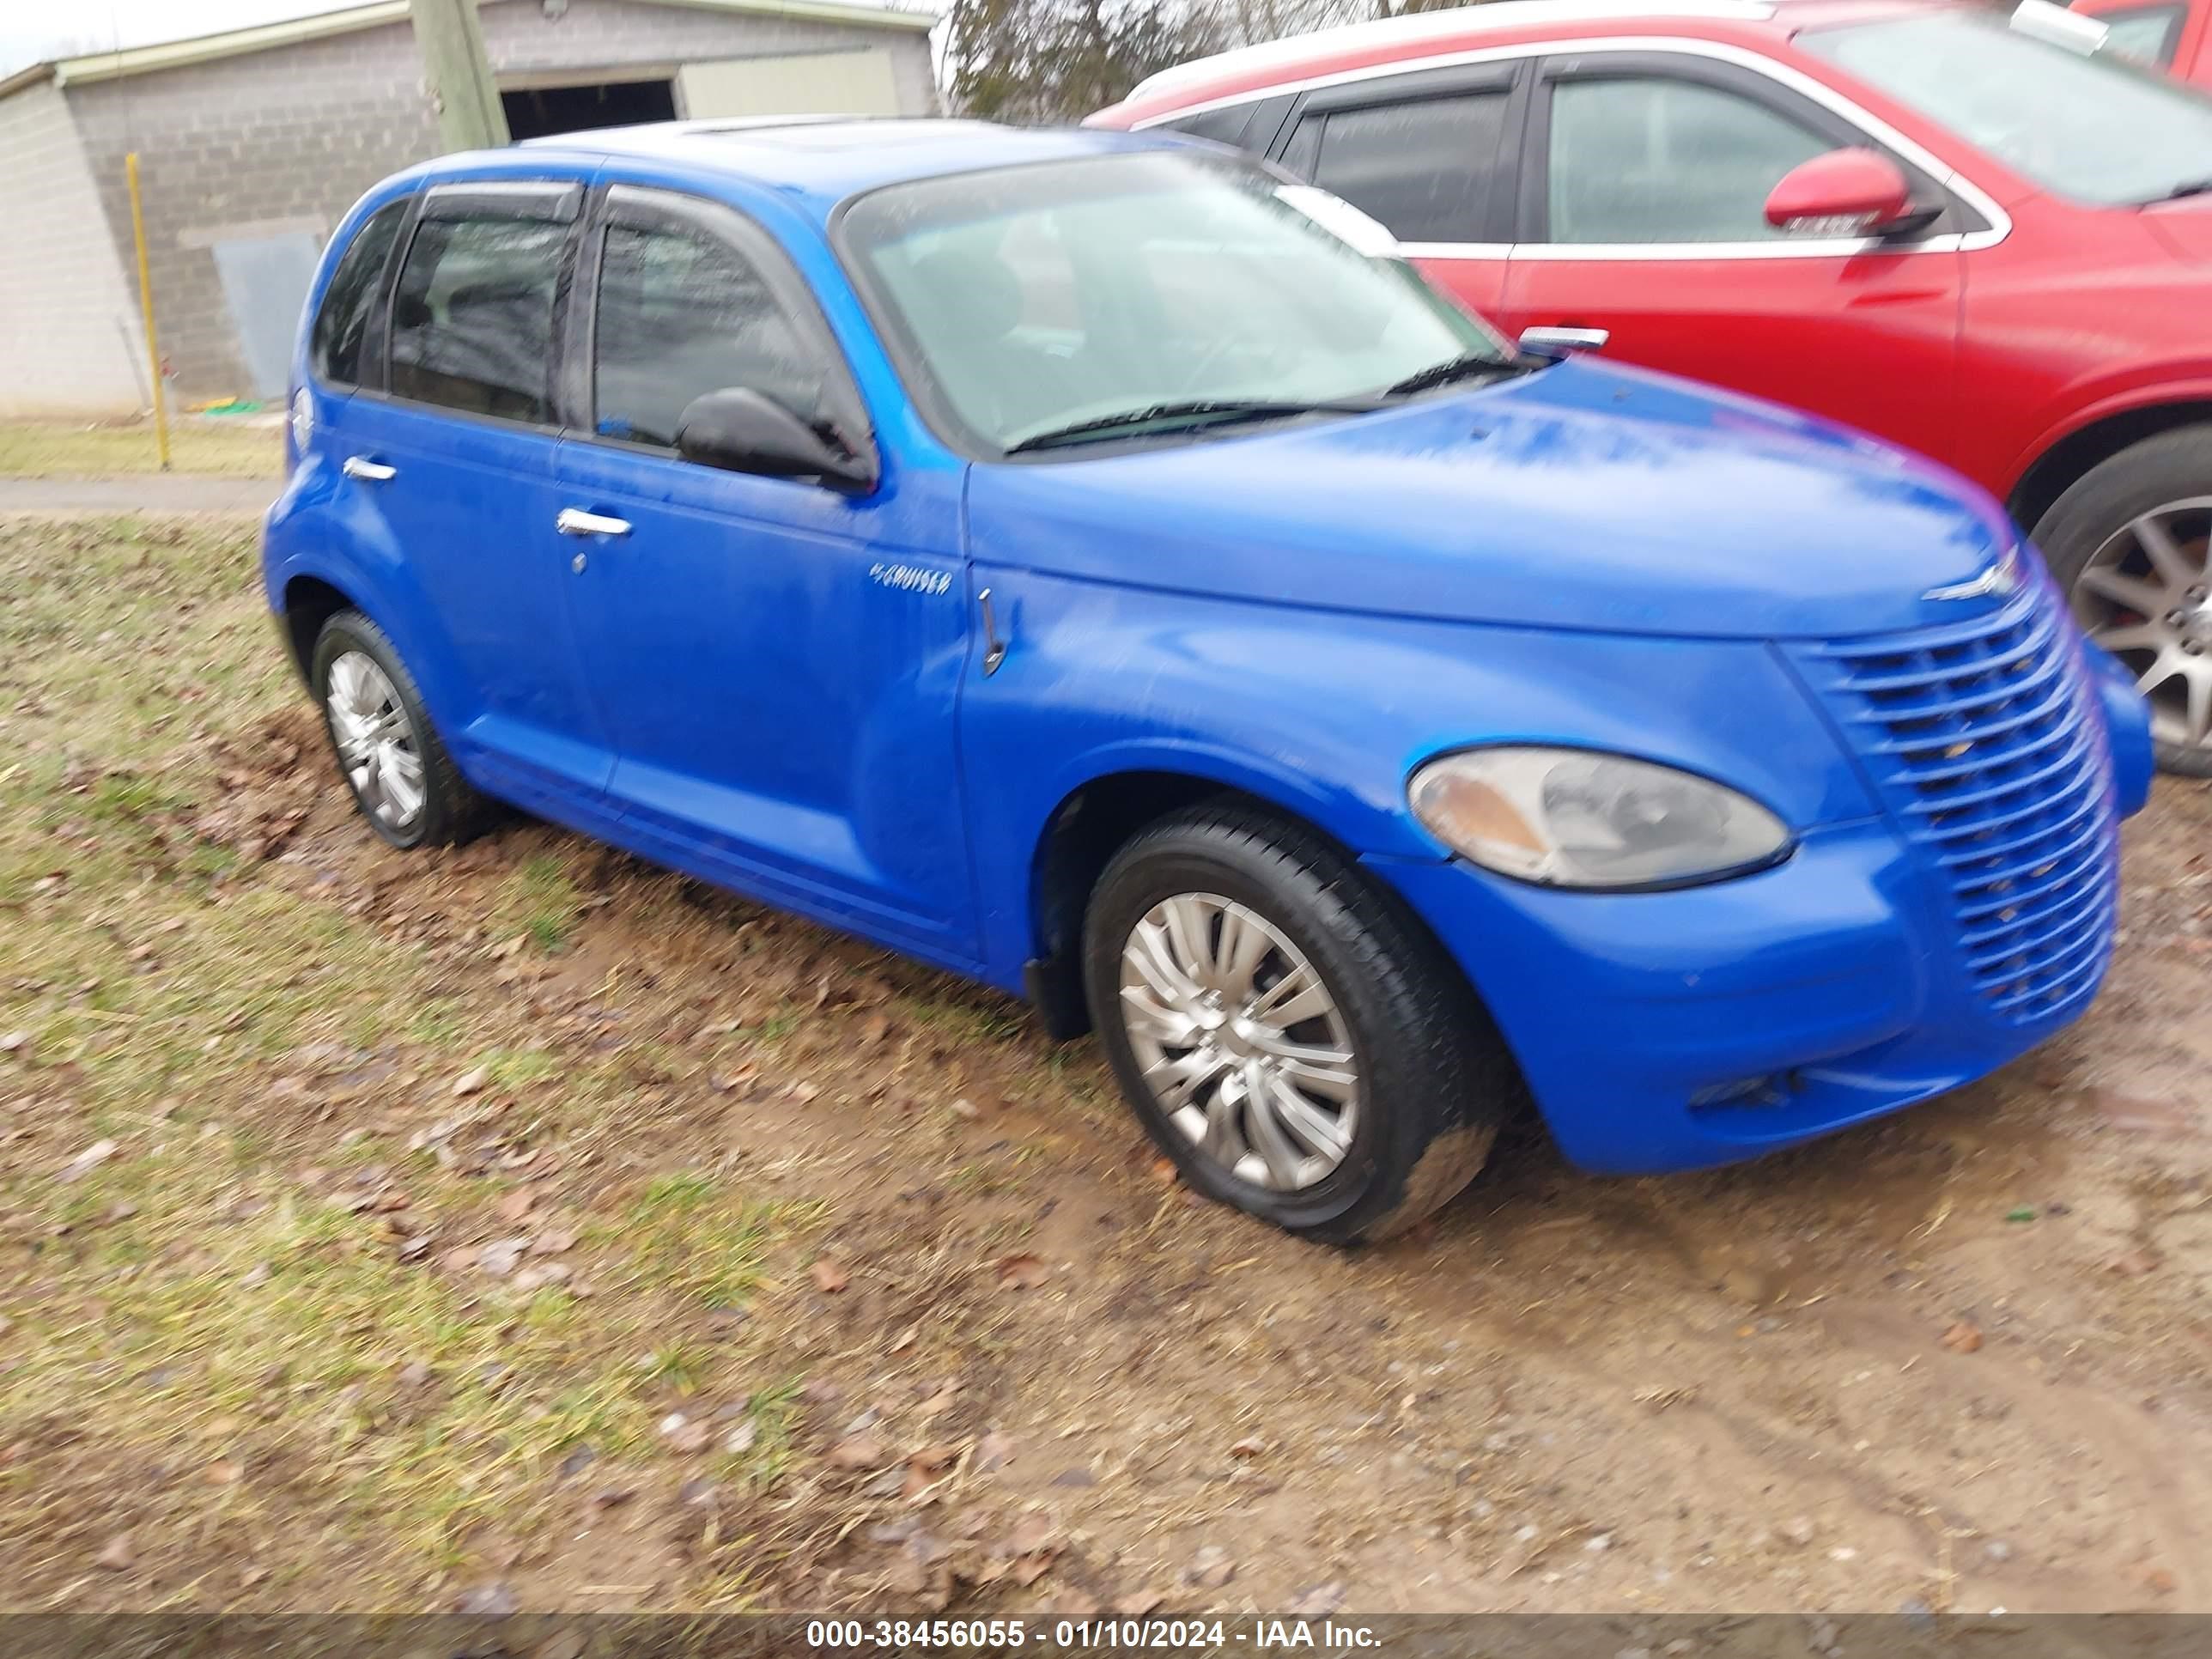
[63, 0, 939, 401]
[67, 22, 444, 401]
[0, 77, 152, 416]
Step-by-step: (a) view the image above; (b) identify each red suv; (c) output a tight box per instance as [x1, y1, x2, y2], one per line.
[1091, 0, 2212, 773]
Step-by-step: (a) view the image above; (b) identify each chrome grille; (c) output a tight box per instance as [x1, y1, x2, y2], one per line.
[1796, 578, 2118, 1025]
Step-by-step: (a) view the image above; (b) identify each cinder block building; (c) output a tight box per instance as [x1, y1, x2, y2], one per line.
[0, 0, 939, 415]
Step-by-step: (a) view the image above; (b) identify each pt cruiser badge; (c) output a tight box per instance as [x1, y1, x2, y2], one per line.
[1924, 550, 2024, 602]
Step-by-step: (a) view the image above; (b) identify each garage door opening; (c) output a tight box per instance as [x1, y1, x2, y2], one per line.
[501, 78, 677, 140]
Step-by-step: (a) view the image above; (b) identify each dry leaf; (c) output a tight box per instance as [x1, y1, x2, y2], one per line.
[811, 1257, 851, 1293]
[828, 1434, 889, 1470]
[59, 1139, 117, 1182]
[496, 1186, 538, 1224]
[918, 1383, 959, 1419]
[659, 1413, 711, 1454]
[994, 1252, 1048, 1291]
[1288, 1582, 1346, 1617]
[452, 1066, 489, 1097]
[1229, 1435, 1265, 1459]
[1184, 1546, 1235, 1589]
[902, 1443, 958, 1500]
[975, 1431, 1015, 1473]
[1941, 1320, 1984, 1354]
[1115, 1590, 1164, 1617]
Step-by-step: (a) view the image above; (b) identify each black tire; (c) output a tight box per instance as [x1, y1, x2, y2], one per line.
[309, 609, 495, 848]
[1083, 799, 1519, 1245]
[2032, 425, 2212, 779]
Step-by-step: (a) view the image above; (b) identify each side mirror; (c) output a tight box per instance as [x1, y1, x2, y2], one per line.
[1764, 148, 1926, 239]
[675, 387, 876, 494]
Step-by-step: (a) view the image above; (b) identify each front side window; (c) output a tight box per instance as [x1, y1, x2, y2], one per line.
[312, 198, 408, 386]
[2095, 3, 2185, 65]
[1546, 76, 1833, 244]
[1800, 9, 2212, 205]
[839, 152, 1512, 456]
[1280, 92, 1513, 243]
[387, 212, 568, 422]
[592, 222, 817, 448]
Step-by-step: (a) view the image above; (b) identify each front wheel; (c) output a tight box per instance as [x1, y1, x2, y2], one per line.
[1083, 802, 1516, 1245]
[2034, 427, 2212, 777]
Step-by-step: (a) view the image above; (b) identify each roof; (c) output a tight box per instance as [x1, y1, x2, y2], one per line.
[1104, 0, 1964, 118]
[485, 118, 1178, 210]
[1122, 0, 1778, 103]
[3, 0, 934, 97]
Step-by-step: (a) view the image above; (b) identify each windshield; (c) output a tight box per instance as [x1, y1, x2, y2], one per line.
[1798, 9, 2212, 206]
[837, 151, 1513, 456]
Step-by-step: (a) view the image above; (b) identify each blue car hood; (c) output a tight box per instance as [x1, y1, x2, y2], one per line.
[963, 358, 2016, 641]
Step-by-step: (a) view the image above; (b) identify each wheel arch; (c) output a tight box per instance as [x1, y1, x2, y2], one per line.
[1021, 763, 1443, 1039]
[266, 537, 468, 738]
[279, 573, 358, 685]
[2007, 396, 2212, 540]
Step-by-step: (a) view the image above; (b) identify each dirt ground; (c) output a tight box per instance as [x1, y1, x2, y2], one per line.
[2, 516, 2209, 1616]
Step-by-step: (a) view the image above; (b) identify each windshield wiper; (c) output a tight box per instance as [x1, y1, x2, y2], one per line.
[1002, 398, 1381, 455]
[1381, 352, 1519, 398]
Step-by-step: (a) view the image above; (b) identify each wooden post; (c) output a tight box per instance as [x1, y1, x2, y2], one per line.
[408, 0, 511, 152]
[125, 152, 171, 473]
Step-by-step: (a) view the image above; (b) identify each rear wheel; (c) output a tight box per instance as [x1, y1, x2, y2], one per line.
[310, 610, 494, 848]
[2034, 427, 2212, 777]
[1083, 801, 1516, 1245]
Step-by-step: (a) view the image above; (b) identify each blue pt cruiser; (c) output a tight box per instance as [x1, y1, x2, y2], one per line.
[264, 119, 2153, 1244]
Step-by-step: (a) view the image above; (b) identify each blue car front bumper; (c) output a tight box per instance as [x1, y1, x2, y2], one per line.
[1369, 640, 2152, 1176]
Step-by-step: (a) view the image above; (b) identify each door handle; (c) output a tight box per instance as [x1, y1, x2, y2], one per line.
[556, 507, 632, 538]
[1518, 325, 1610, 354]
[342, 455, 397, 482]
[978, 586, 1006, 676]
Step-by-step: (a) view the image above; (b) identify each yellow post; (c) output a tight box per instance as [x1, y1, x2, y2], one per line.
[125, 152, 171, 472]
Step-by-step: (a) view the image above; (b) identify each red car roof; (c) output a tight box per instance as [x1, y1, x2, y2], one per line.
[1091, 0, 1962, 125]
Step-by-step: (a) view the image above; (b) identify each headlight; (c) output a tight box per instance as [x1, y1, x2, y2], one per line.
[1408, 747, 1790, 890]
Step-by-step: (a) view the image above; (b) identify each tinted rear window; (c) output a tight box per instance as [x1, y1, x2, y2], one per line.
[312, 199, 408, 386]
[388, 215, 568, 423]
[1281, 92, 1512, 242]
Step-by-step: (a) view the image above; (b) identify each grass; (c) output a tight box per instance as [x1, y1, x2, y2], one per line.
[0, 516, 860, 1607]
[502, 854, 582, 953]
[0, 417, 282, 480]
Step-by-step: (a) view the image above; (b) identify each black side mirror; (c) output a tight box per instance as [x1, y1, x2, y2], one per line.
[675, 387, 876, 494]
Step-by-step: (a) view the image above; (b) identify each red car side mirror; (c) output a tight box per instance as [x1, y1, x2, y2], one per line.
[1764, 148, 1917, 237]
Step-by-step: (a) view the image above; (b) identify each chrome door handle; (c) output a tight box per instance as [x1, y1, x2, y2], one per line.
[342, 455, 397, 482]
[556, 507, 632, 538]
[1518, 325, 1610, 354]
